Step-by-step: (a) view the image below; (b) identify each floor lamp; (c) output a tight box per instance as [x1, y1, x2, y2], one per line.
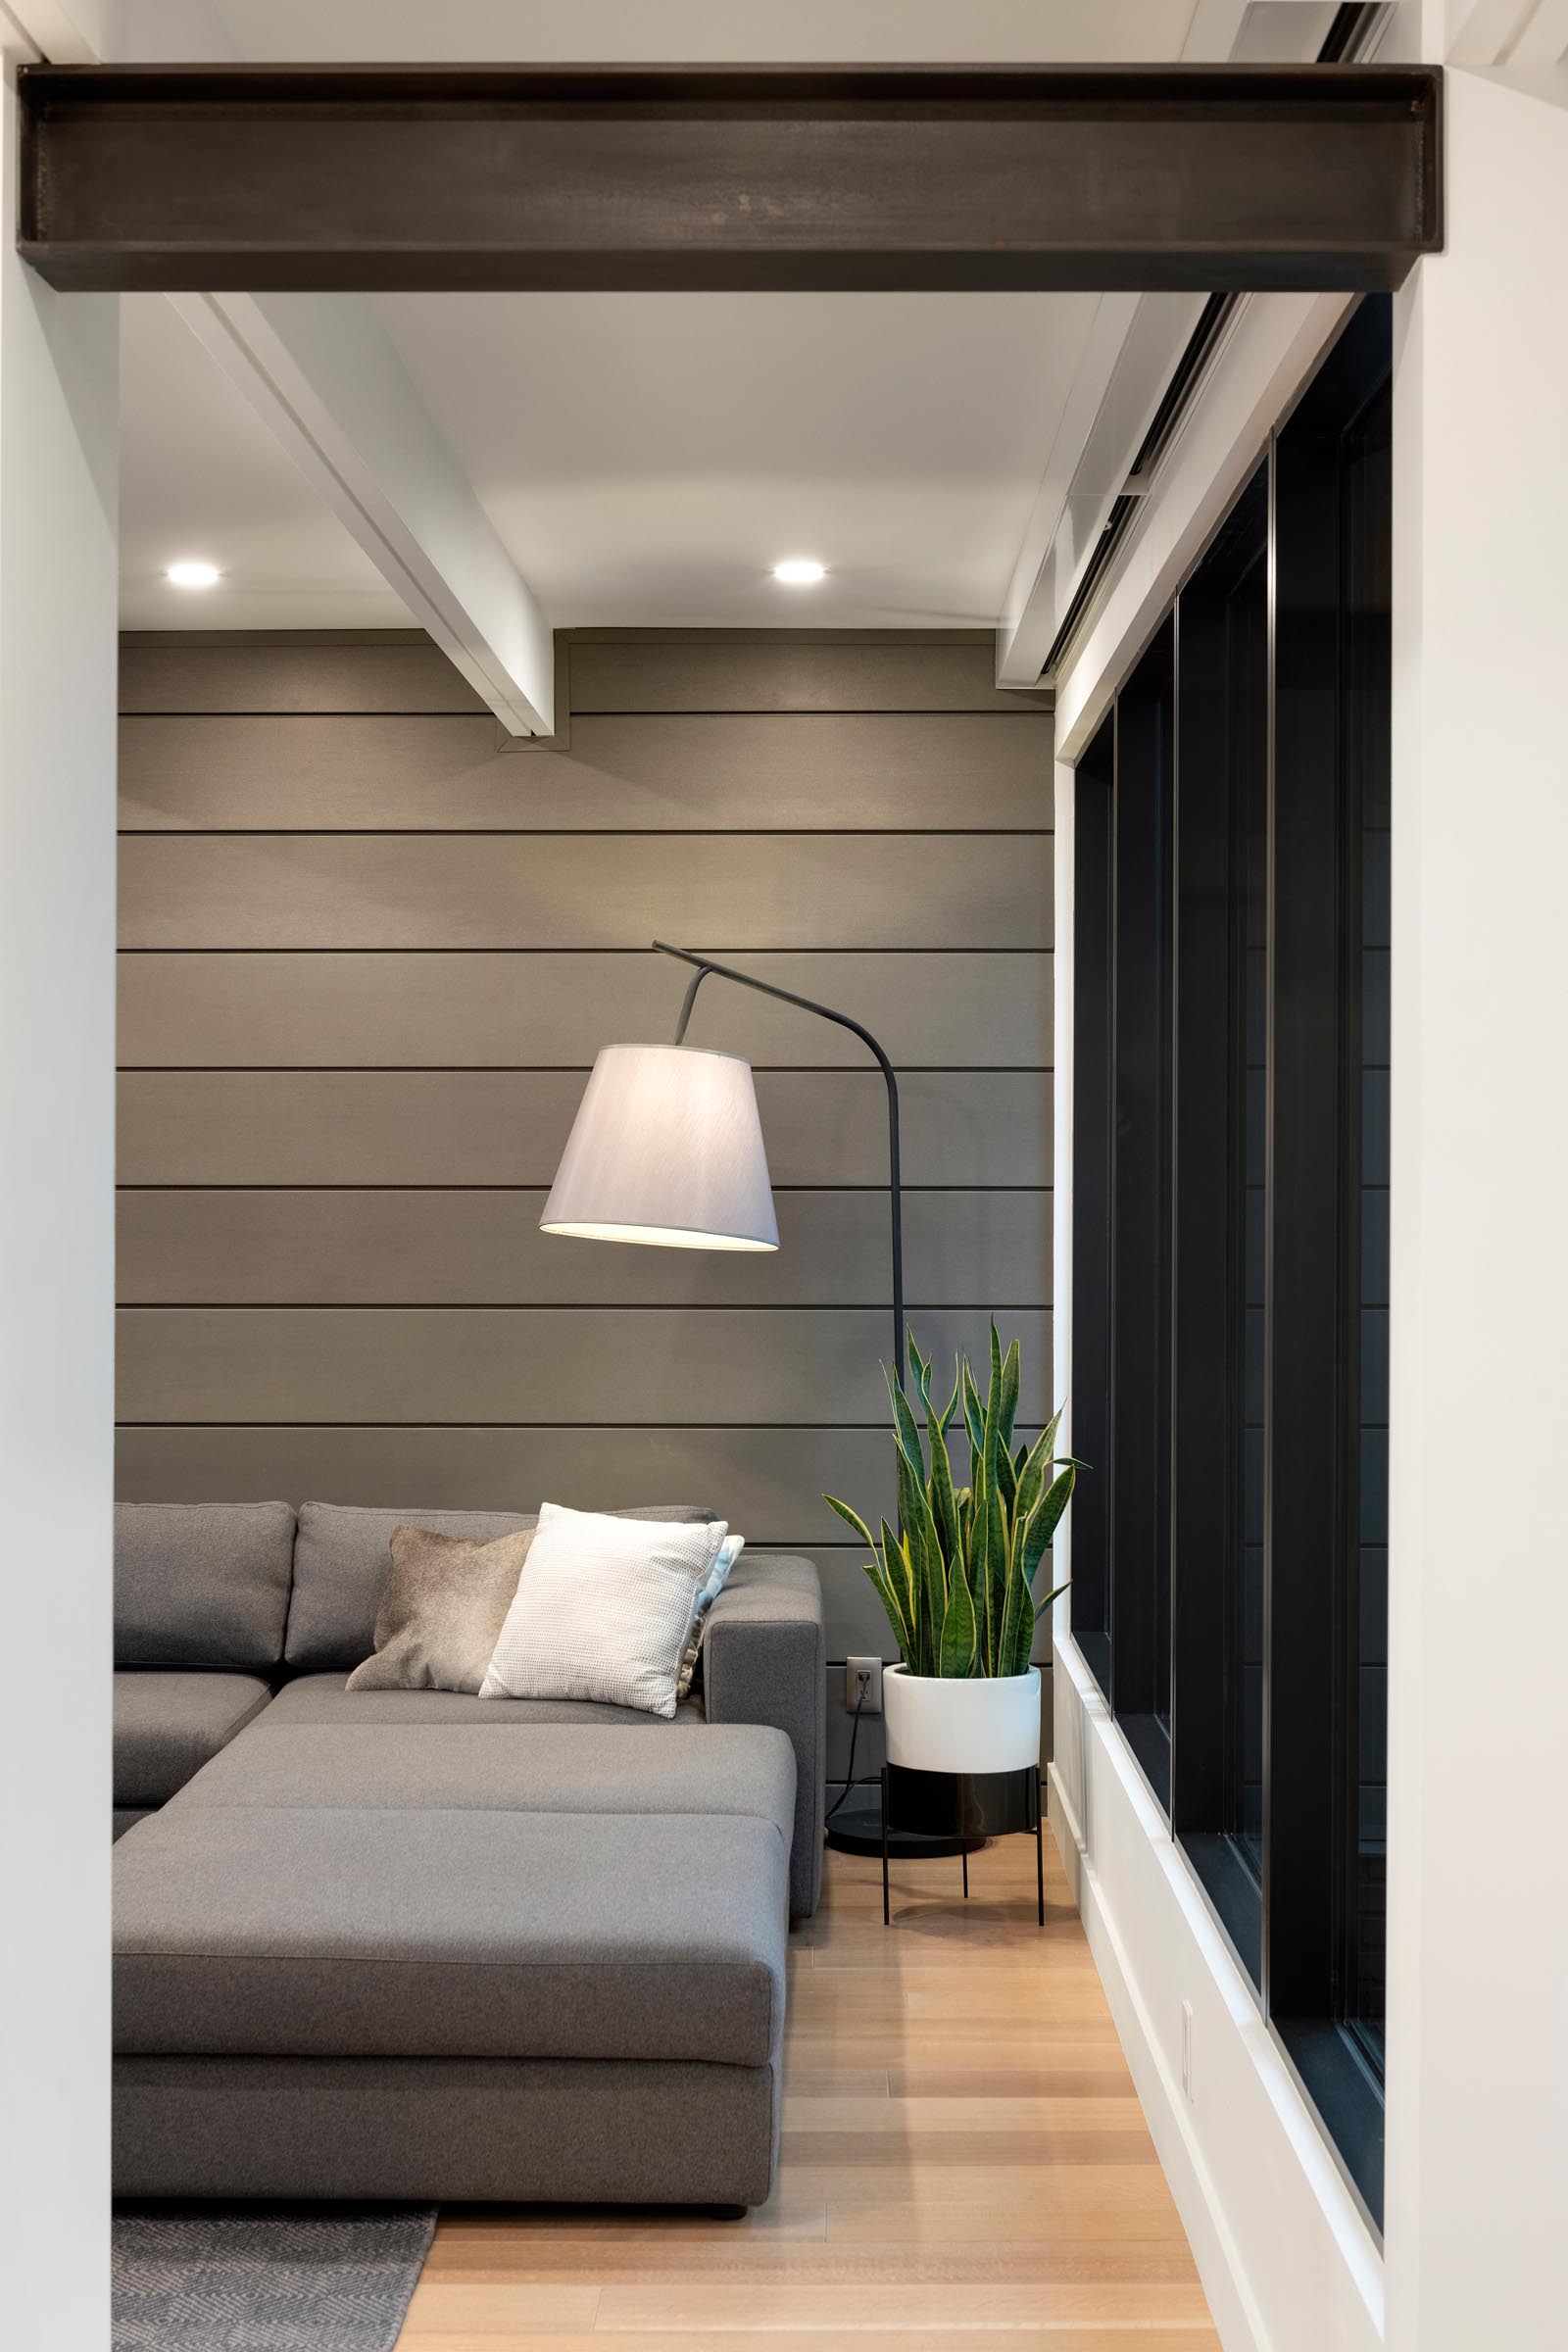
[541, 940, 962, 1860]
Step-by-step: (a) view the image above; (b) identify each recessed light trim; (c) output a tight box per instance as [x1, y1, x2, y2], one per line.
[772, 558, 826, 586]
[166, 559, 221, 590]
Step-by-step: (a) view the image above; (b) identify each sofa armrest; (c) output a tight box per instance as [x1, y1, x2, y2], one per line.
[703, 1552, 824, 1920]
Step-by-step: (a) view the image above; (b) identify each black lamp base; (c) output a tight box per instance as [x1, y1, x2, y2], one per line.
[823, 1791, 983, 1861]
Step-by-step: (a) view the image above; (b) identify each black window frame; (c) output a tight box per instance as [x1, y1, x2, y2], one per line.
[1066, 297, 1393, 2231]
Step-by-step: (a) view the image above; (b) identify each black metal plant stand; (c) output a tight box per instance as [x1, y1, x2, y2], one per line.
[880, 1763, 1046, 1927]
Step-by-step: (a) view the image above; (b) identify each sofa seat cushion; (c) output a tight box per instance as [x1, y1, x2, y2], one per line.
[113, 1671, 273, 1807]
[266, 1672, 706, 1730]
[114, 1724, 793, 2070]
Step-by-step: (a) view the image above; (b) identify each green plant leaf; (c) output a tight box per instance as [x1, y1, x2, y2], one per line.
[878, 1513, 913, 1619]
[983, 1455, 1008, 1675]
[937, 1356, 962, 1436]
[863, 1555, 912, 1661]
[939, 1556, 978, 1677]
[1013, 1426, 1054, 1526]
[823, 1493, 878, 1552]
[887, 1365, 926, 1482]
[894, 1432, 947, 1660]
[978, 1331, 1006, 1673]
[997, 1524, 1032, 1679]
[968, 1459, 991, 1674]
[925, 1388, 961, 1567]
[960, 1358, 986, 1469]
[910, 1340, 936, 1446]
[1020, 1463, 1077, 1580]
[996, 1437, 1019, 1519]
[998, 1333, 1021, 1450]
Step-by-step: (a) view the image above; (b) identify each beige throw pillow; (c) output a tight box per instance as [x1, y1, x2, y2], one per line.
[345, 1523, 534, 1694]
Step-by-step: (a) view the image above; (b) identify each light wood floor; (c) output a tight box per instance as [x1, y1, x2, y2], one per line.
[395, 1827, 1218, 2348]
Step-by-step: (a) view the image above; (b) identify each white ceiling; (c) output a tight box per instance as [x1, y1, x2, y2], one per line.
[120, 296, 409, 631]
[115, 1, 1338, 636]
[119, 287, 1107, 631]
[371, 291, 1104, 631]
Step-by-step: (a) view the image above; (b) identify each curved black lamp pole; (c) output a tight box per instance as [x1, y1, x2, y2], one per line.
[657, 944, 974, 1864]
[654, 940, 906, 1393]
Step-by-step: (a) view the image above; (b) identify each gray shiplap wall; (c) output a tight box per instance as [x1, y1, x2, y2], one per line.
[115, 627, 1054, 1788]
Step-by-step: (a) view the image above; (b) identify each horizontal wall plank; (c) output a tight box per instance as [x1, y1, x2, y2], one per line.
[119, 635, 486, 715]
[116, 1307, 1053, 1428]
[118, 834, 1052, 952]
[118, 949, 1053, 1070]
[567, 634, 1049, 715]
[119, 710, 1052, 833]
[117, 1188, 1051, 1307]
[112, 1425, 1058, 1577]
[117, 1070, 1052, 1189]
[115, 1423, 903, 1530]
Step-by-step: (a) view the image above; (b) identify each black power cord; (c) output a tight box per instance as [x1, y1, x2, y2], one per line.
[823, 1674, 871, 1828]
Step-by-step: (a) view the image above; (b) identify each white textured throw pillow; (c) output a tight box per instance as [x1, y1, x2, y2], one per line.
[479, 1502, 730, 1719]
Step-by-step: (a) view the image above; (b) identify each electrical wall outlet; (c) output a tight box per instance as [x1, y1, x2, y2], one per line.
[1180, 2000, 1195, 2099]
[844, 1657, 884, 1714]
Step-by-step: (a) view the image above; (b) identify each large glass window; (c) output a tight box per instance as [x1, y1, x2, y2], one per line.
[1068, 717, 1114, 1692]
[1110, 619, 1175, 1807]
[1344, 367, 1392, 2085]
[1067, 298, 1392, 2225]
[1169, 461, 1270, 1984]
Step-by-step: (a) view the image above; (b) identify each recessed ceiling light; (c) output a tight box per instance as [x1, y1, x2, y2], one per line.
[166, 559, 221, 590]
[772, 558, 826, 586]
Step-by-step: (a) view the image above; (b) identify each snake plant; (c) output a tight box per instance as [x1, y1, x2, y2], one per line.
[824, 1326, 1077, 1680]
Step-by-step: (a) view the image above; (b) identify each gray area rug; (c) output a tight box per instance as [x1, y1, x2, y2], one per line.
[112, 2204, 437, 2352]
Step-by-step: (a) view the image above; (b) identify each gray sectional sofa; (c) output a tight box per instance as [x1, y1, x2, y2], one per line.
[113, 1501, 824, 2211]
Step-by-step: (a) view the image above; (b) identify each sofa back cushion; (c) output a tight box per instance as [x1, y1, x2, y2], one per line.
[284, 1501, 712, 1673]
[115, 1501, 296, 1670]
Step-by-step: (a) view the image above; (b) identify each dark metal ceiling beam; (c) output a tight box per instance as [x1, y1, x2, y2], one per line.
[17, 63, 1442, 296]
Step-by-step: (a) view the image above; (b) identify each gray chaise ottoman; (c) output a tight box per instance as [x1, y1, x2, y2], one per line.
[114, 1720, 795, 2209]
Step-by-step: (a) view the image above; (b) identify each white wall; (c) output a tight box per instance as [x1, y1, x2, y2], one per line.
[1050, 55, 1568, 2352]
[1383, 63, 1568, 2352]
[0, 56, 119, 2352]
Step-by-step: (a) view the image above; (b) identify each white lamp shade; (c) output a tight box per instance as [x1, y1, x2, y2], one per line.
[540, 1044, 779, 1251]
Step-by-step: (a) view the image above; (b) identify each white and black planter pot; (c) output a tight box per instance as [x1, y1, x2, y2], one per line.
[882, 1663, 1042, 1777]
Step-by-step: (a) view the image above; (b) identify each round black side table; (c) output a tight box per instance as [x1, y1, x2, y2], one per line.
[880, 1761, 1045, 1927]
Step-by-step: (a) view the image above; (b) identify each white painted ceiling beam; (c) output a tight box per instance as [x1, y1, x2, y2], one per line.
[8, 0, 555, 736]
[166, 291, 555, 735]
[0, 0, 114, 62]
